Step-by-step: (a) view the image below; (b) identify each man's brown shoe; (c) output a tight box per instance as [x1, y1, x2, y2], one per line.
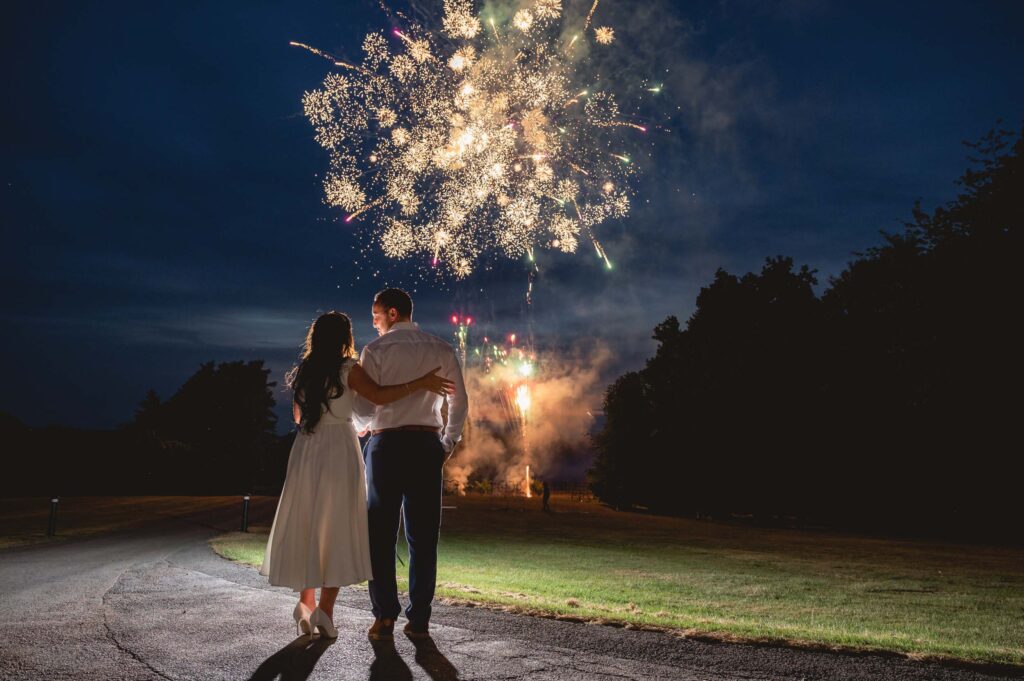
[368, 618, 395, 641]
[403, 621, 430, 640]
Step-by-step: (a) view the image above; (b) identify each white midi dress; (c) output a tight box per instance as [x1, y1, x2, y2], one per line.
[260, 364, 373, 591]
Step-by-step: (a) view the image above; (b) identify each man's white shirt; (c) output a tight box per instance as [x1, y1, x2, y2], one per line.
[353, 321, 469, 452]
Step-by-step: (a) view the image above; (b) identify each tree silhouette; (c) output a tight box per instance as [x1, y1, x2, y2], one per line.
[820, 124, 1021, 529]
[128, 360, 278, 493]
[590, 371, 652, 509]
[133, 390, 162, 430]
[591, 124, 1022, 539]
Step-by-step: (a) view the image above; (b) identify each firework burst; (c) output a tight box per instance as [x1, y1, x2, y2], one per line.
[297, 0, 644, 278]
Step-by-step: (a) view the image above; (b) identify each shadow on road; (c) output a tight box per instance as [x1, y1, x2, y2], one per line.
[248, 635, 335, 681]
[410, 636, 459, 681]
[369, 639, 413, 681]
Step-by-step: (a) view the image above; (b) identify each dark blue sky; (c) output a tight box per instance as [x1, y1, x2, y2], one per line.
[3, 0, 1022, 429]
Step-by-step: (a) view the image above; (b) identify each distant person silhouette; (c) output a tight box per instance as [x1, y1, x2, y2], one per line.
[542, 480, 551, 513]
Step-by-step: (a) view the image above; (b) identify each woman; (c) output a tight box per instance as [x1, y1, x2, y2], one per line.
[259, 311, 453, 638]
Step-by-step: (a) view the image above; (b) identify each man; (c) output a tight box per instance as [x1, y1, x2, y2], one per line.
[354, 288, 469, 641]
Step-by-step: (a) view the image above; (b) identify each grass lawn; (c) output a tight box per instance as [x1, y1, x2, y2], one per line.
[212, 494, 1024, 666]
[0, 496, 260, 549]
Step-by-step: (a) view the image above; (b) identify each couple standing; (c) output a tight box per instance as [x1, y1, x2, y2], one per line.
[260, 288, 469, 642]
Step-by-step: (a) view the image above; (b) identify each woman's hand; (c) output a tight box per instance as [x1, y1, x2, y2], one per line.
[415, 367, 456, 396]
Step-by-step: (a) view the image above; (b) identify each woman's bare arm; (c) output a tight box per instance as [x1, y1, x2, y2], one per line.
[348, 363, 455, 405]
[292, 400, 301, 425]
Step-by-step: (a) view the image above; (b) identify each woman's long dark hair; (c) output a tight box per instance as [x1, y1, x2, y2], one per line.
[286, 311, 357, 433]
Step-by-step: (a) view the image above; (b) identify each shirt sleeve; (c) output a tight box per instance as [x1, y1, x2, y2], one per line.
[351, 346, 378, 431]
[441, 345, 469, 452]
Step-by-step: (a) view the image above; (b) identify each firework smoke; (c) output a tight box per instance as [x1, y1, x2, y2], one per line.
[446, 341, 612, 491]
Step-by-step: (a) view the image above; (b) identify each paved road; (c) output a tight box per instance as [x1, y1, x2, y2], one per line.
[0, 513, 1021, 681]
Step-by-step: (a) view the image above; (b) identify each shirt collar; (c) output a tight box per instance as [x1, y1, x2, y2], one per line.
[387, 321, 419, 333]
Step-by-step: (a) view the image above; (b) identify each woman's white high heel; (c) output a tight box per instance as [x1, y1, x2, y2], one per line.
[293, 602, 313, 636]
[309, 607, 338, 638]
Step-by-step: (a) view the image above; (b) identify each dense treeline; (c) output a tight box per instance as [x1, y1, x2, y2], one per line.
[2, 361, 290, 496]
[590, 127, 1022, 540]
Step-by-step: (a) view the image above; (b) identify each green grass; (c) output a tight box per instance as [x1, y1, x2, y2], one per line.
[211, 530, 273, 566]
[210, 495, 1024, 666]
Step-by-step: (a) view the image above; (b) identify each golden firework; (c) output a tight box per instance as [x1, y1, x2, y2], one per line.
[297, 0, 643, 277]
[594, 26, 614, 44]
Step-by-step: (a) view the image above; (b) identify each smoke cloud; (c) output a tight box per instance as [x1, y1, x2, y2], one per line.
[446, 340, 612, 491]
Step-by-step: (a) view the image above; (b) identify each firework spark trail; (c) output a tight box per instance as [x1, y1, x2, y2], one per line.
[583, 0, 600, 29]
[598, 121, 647, 132]
[289, 41, 372, 74]
[290, 41, 335, 61]
[296, 0, 644, 278]
[591, 232, 612, 269]
[344, 197, 385, 222]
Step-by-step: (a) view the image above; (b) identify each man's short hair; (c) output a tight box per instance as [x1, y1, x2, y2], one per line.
[374, 288, 413, 318]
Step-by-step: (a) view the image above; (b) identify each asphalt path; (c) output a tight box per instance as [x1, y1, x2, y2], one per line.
[0, 511, 1021, 681]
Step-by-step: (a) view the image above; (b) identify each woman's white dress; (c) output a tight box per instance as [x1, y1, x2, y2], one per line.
[260, 363, 372, 591]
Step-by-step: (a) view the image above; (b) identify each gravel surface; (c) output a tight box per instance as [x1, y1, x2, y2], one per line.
[1, 512, 1021, 680]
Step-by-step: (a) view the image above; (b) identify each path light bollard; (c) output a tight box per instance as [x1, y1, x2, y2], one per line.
[241, 495, 251, 532]
[47, 497, 59, 536]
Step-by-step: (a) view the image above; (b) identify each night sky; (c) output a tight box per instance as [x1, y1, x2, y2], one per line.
[3, 0, 1022, 430]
